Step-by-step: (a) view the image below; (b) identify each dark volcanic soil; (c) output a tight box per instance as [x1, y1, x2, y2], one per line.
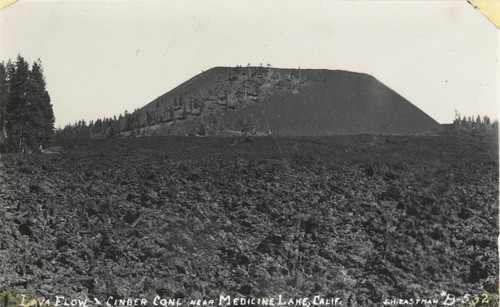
[0, 134, 498, 307]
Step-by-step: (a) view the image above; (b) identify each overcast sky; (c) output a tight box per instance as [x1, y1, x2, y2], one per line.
[0, 0, 498, 127]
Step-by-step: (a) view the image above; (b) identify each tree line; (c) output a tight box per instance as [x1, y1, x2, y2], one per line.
[56, 90, 209, 139]
[453, 111, 498, 132]
[55, 109, 143, 139]
[0, 55, 55, 153]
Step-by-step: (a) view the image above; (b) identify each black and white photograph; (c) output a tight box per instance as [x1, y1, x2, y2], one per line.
[0, 1, 498, 306]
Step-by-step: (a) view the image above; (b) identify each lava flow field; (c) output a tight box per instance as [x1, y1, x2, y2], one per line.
[0, 134, 498, 307]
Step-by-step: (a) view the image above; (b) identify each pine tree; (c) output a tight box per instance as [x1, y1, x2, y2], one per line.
[5, 55, 31, 152]
[169, 104, 175, 123]
[0, 62, 7, 150]
[182, 101, 187, 120]
[31, 59, 55, 146]
[2, 56, 55, 152]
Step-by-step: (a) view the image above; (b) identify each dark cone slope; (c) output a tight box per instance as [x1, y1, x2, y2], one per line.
[120, 67, 439, 136]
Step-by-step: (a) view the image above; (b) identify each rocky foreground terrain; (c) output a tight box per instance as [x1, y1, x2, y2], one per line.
[0, 134, 498, 306]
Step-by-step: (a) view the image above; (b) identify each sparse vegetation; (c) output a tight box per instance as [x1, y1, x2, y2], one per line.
[452, 110, 498, 133]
